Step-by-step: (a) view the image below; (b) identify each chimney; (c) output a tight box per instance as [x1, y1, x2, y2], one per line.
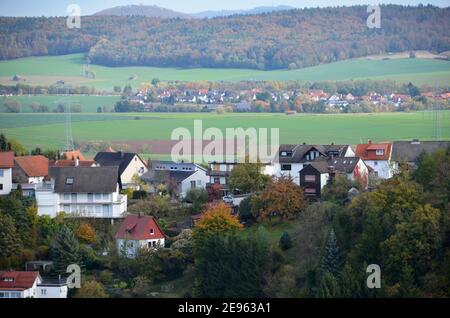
[75, 156, 79, 167]
[368, 139, 372, 145]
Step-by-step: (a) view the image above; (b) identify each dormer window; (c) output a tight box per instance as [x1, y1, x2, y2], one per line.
[280, 151, 292, 157]
[2, 277, 14, 282]
[376, 149, 384, 156]
[66, 177, 74, 185]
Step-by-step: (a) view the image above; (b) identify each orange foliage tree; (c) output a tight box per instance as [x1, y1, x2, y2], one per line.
[257, 176, 307, 221]
[193, 202, 243, 240]
[74, 223, 96, 244]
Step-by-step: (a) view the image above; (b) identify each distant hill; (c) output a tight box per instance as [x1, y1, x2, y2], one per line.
[193, 5, 296, 18]
[0, 5, 449, 70]
[93, 4, 191, 19]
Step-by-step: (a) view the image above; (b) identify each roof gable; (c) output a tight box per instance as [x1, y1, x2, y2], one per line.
[94, 152, 146, 176]
[14, 155, 49, 177]
[115, 214, 165, 240]
[50, 166, 119, 193]
[0, 151, 14, 168]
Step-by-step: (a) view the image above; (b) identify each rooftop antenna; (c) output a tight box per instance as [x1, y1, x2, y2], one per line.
[432, 86, 442, 140]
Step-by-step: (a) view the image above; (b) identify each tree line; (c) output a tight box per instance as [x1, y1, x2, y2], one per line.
[0, 5, 449, 70]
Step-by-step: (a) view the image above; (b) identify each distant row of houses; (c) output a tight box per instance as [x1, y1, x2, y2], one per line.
[129, 86, 450, 110]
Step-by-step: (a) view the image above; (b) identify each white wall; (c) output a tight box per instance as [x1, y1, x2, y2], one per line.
[37, 285, 68, 298]
[121, 155, 148, 185]
[117, 238, 165, 258]
[180, 169, 209, 198]
[364, 160, 392, 179]
[0, 168, 12, 195]
[272, 163, 304, 185]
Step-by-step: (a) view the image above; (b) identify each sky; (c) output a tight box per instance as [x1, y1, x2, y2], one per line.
[0, 0, 448, 16]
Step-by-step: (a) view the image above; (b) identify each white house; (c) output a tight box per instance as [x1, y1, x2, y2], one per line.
[116, 214, 165, 258]
[0, 271, 67, 298]
[0, 151, 14, 195]
[13, 155, 49, 184]
[94, 151, 148, 188]
[273, 144, 355, 185]
[35, 166, 127, 218]
[356, 141, 393, 179]
[143, 161, 209, 198]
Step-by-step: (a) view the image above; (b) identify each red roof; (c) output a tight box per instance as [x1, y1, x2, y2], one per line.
[63, 150, 85, 161]
[0, 271, 40, 291]
[0, 151, 14, 168]
[49, 160, 95, 167]
[15, 155, 49, 177]
[115, 214, 165, 240]
[356, 142, 392, 161]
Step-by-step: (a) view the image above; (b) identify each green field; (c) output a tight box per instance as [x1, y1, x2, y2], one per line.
[0, 95, 121, 113]
[1, 54, 449, 91]
[1, 112, 448, 160]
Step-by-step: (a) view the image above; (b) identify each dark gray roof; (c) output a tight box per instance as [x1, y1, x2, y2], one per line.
[300, 157, 363, 174]
[49, 166, 119, 193]
[278, 144, 350, 163]
[94, 152, 145, 176]
[328, 157, 361, 173]
[392, 141, 450, 163]
[142, 169, 195, 184]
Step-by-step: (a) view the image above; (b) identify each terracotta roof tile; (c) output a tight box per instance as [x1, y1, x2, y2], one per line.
[0, 151, 14, 168]
[0, 271, 40, 291]
[14, 155, 49, 177]
[116, 214, 165, 240]
[356, 143, 392, 161]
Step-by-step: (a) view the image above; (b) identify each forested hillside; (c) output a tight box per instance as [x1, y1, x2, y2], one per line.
[0, 5, 449, 70]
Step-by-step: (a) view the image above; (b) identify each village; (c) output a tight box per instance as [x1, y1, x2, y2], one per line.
[0, 135, 448, 298]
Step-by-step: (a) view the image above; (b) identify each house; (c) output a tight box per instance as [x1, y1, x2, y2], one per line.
[391, 140, 450, 170]
[142, 161, 208, 198]
[13, 155, 49, 184]
[0, 271, 67, 298]
[206, 161, 239, 195]
[35, 166, 127, 218]
[63, 149, 86, 161]
[116, 214, 165, 258]
[355, 141, 393, 179]
[299, 157, 368, 198]
[273, 144, 355, 185]
[0, 151, 14, 195]
[94, 151, 148, 188]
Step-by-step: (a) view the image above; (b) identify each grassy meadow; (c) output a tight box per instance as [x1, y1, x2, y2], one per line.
[0, 54, 449, 91]
[1, 112, 448, 160]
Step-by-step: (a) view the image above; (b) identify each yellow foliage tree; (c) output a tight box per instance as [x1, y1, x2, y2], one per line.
[193, 202, 243, 240]
[74, 223, 96, 244]
[74, 280, 109, 298]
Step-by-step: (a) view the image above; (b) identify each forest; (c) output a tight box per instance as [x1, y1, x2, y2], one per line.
[0, 5, 449, 70]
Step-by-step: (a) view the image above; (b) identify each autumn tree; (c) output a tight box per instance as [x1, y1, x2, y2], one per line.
[74, 280, 109, 298]
[255, 176, 307, 221]
[193, 202, 243, 242]
[227, 161, 271, 194]
[74, 223, 96, 244]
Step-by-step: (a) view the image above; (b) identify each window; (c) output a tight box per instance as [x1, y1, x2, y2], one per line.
[0, 169, 4, 177]
[10, 292, 20, 298]
[304, 175, 316, 182]
[66, 177, 74, 185]
[376, 149, 384, 156]
[280, 151, 292, 157]
[190, 180, 196, 188]
[0, 292, 6, 298]
[214, 177, 220, 184]
[95, 193, 101, 200]
[88, 193, 94, 203]
[63, 205, 70, 212]
[150, 228, 154, 235]
[281, 164, 292, 171]
[63, 193, 70, 201]
[0, 184, 3, 191]
[71, 193, 77, 202]
[304, 188, 317, 194]
[41, 289, 47, 296]
[374, 161, 378, 166]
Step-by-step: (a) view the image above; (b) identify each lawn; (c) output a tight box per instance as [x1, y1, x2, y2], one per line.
[0, 53, 449, 91]
[1, 112, 448, 160]
[0, 95, 121, 113]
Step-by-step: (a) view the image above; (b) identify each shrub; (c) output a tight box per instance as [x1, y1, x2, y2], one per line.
[279, 232, 293, 251]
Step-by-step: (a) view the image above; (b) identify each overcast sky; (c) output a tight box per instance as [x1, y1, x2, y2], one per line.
[0, 0, 448, 16]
